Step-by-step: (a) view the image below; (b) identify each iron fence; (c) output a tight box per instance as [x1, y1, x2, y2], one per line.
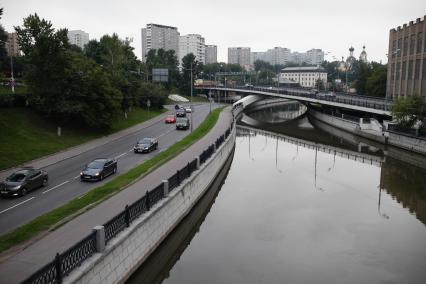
[23, 118, 235, 284]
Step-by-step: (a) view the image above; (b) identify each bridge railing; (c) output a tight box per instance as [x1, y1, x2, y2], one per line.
[23, 118, 236, 284]
[205, 86, 392, 112]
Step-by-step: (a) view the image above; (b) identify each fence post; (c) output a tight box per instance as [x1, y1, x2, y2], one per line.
[55, 253, 63, 283]
[177, 170, 181, 185]
[187, 162, 190, 177]
[145, 191, 150, 211]
[162, 180, 169, 197]
[213, 143, 216, 153]
[93, 226, 106, 252]
[196, 156, 200, 170]
[125, 205, 130, 227]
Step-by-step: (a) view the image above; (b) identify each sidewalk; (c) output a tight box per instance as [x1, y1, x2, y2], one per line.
[0, 107, 175, 180]
[0, 107, 233, 284]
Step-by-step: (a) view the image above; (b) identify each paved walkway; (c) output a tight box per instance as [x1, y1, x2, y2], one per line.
[0, 107, 233, 284]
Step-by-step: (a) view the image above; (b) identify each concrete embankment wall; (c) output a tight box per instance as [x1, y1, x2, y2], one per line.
[387, 131, 426, 155]
[309, 109, 426, 156]
[66, 126, 236, 284]
[308, 109, 386, 144]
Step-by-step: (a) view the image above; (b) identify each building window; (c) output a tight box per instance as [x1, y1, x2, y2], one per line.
[396, 63, 401, 80]
[410, 34, 416, 55]
[423, 59, 426, 79]
[415, 59, 420, 80]
[403, 36, 408, 56]
[417, 33, 423, 54]
[408, 60, 413, 79]
[392, 40, 396, 58]
[397, 38, 402, 56]
[402, 62, 406, 80]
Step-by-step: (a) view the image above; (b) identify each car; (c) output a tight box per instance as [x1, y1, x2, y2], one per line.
[0, 167, 48, 197]
[134, 137, 158, 153]
[267, 86, 273, 90]
[184, 106, 192, 113]
[165, 115, 176, 124]
[176, 117, 190, 130]
[317, 92, 336, 99]
[176, 109, 186, 117]
[80, 158, 117, 181]
[174, 104, 183, 110]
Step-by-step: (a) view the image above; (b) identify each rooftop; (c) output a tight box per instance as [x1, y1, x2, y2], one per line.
[281, 66, 326, 72]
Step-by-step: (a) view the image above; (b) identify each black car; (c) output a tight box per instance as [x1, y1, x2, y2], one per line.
[0, 167, 48, 197]
[134, 138, 158, 153]
[80, 158, 117, 181]
[176, 109, 186, 117]
[174, 104, 183, 110]
[176, 117, 190, 130]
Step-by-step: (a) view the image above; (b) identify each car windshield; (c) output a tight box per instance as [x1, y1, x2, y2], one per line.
[139, 138, 152, 144]
[7, 172, 27, 182]
[177, 118, 187, 123]
[87, 161, 104, 169]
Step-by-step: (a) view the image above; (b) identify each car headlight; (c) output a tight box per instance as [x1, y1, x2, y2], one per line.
[80, 172, 83, 176]
[95, 172, 100, 176]
[12, 185, 22, 190]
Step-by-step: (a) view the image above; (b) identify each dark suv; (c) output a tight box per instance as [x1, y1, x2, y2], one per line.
[176, 117, 190, 130]
[176, 109, 186, 117]
[0, 167, 48, 197]
[80, 158, 117, 181]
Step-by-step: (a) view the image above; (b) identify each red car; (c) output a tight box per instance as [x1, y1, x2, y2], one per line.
[165, 115, 176, 124]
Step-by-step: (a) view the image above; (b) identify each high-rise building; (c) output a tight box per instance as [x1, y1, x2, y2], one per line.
[67, 30, 89, 50]
[290, 52, 307, 65]
[387, 16, 426, 99]
[264, 47, 291, 65]
[179, 34, 205, 64]
[6, 32, 20, 56]
[205, 45, 217, 64]
[250, 51, 266, 64]
[228, 47, 251, 66]
[306, 49, 325, 65]
[141, 23, 180, 62]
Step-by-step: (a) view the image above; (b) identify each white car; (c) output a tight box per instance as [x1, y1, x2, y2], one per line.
[184, 107, 192, 113]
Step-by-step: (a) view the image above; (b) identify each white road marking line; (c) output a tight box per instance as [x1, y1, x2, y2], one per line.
[73, 175, 80, 180]
[0, 197, 35, 215]
[115, 152, 127, 159]
[42, 180, 70, 194]
[156, 128, 175, 139]
[78, 192, 88, 199]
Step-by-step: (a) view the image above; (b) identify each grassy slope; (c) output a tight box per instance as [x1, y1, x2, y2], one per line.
[0, 107, 224, 253]
[0, 107, 166, 170]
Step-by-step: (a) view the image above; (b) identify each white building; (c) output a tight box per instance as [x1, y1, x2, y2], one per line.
[228, 47, 251, 66]
[178, 34, 205, 64]
[67, 30, 89, 49]
[141, 23, 180, 62]
[306, 49, 325, 65]
[205, 45, 217, 64]
[279, 66, 327, 88]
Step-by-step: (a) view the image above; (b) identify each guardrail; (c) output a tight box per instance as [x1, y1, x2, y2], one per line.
[23, 119, 235, 284]
[387, 124, 426, 139]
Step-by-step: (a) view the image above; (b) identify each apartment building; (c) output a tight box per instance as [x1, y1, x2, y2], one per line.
[228, 47, 251, 66]
[205, 45, 217, 64]
[141, 23, 180, 62]
[67, 30, 89, 49]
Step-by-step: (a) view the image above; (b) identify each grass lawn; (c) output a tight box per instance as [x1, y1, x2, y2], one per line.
[0, 107, 166, 170]
[0, 107, 224, 253]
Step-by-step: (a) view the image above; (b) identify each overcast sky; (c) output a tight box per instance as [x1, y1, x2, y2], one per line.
[2, 0, 426, 64]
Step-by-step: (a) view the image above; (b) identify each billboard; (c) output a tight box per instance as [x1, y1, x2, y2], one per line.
[152, 68, 169, 82]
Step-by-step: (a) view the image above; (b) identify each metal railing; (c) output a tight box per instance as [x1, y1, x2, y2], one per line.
[387, 124, 426, 139]
[23, 118, 235, 284]
[204, 86, 393, 112]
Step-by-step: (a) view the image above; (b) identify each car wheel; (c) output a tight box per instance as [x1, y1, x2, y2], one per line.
[42, 178, 48, 187]
[20, 187, 27, 196]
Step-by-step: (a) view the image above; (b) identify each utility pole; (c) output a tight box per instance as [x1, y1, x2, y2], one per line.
[190, 61, 193, 133]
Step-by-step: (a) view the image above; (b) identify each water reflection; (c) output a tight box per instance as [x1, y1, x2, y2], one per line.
[128, 103, 426, 284]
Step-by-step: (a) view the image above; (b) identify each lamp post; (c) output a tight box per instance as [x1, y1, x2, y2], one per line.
[190, 61, 193, 133]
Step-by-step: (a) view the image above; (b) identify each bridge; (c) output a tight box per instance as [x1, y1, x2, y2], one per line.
[197, 86, 393, 116]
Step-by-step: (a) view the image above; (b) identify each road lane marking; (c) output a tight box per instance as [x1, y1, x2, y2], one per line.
[115, 152, 127, 160]
[0, 197, 35, 215]
[42, 180, 70, 194]
[157, 128, 175, 139]
[73, 175, 80, 180]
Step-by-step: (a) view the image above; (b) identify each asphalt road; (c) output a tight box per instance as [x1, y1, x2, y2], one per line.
[0, 103, 217, 235]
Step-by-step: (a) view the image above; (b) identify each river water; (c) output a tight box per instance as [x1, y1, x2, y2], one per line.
[127, 102, 426, 284]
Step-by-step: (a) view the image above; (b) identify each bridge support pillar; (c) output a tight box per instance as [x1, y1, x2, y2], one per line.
[162, 180, 169, 197]
[93, 226, 106, 252]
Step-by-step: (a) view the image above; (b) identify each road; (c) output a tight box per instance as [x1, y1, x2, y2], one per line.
[0, 103, 217, 235]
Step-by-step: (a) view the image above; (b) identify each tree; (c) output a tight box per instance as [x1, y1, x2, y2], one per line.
[365, 63, 387, 97]
[391, 95, 426, 129]
[145, 48, 180, 87]
[0, 8, 10, 76]
[180, 53, 202, 96]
